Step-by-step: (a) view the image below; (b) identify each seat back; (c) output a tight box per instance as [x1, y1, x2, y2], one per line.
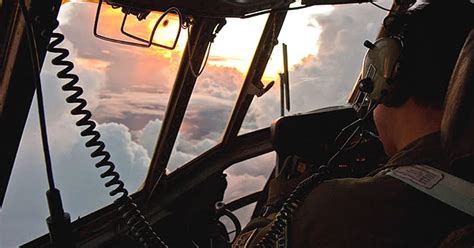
[441, 29, 474, 183]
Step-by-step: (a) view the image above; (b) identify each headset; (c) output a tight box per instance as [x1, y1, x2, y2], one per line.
[352, 13, 410, 109]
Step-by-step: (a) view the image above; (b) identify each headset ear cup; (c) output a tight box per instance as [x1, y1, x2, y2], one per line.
[382, 60, 410, 107]
[379, 36, 412, 107]
[382, 76, 406, 107]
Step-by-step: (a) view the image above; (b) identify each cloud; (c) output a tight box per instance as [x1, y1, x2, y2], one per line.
[63, 2, 183, 88]
[287, 0, 391, 109]
[0, 108, 152, 248]
[0, 34, 151, 248]
[134, 118, 163, 156]
[224, 174, 267, 203]
[225, 152, 276, 179]
[53, 2, 183, 130]
[134, 118, 218, 172]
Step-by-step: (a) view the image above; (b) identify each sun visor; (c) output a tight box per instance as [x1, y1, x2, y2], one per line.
[104, 0, 295, 17]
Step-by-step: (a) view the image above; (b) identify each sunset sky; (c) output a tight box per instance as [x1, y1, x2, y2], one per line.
[0, 1, 390, 246]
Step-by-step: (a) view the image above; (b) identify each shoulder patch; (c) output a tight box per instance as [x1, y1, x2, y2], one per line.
[387, 164, 474, 216]
[392, 165, 443, 189]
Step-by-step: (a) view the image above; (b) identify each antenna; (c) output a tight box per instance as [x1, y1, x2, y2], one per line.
[279, 43, 290, 116]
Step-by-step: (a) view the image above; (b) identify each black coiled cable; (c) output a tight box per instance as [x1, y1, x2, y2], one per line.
[47, 20, 167, 248]
[256, 165, 332, 247]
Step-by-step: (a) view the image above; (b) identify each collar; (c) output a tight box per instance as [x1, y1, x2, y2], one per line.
[371, 131, 448, 175]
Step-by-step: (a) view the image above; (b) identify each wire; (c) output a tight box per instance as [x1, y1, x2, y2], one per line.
[238, 5, 310, 19]
[327, 126, 361, 167]
[331, 100, 378, 160]
[370, 1, 392, 11]
[255, 100, 379, 247]
[185, 22, 214, 78]
[333, 118, 362, 146]
[18, 0, 56, 190]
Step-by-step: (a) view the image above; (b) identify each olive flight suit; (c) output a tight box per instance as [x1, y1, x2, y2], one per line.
[239, 132, 473, 247]
[288, 132, 472, 247]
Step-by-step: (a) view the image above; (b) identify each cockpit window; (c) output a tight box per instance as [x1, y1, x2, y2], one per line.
[241, 2, 388, 134]
[1, 1, 393, 247]
[221, 152, 276, 239]
[167, 15, 268, 172]
[1, 2, 184, 246]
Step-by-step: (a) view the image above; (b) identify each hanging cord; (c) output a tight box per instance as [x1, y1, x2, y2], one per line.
[197, 0, 385, 19]
[239, 5, 309, 19]
[18, 0, 56, 191]
[255, 101, 379, 247]
[327, 101, 378, 166]
[197, 5, 311, 19]
[46, 19, 167, 248]
[370, 0, 392, 12]
[185, 20, 211, 78]
[183, 18, 225, 78]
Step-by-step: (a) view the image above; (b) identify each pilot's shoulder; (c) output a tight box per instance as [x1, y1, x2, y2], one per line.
[302, 175, 404, 204]
[289, 175, 422, 247]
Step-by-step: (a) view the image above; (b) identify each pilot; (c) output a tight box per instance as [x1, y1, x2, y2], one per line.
[233, 0, 474, 247]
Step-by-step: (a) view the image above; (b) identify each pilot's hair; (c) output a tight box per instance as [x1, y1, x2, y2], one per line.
[394, 0, 474, 108]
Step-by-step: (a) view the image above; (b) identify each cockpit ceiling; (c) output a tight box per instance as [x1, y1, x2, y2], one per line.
[105, 0, 295, 17]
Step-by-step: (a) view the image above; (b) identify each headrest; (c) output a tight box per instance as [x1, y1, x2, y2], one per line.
[441, 29, 474, 182]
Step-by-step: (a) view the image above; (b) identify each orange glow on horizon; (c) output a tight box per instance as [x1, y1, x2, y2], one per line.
[63, 1, 332, 86]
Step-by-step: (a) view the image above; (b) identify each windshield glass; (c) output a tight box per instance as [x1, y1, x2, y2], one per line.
[241, 0, 390, 133]
[167, 15, 268, 172]
[0, 1, 393, 246]
[0, 2, 184, 247]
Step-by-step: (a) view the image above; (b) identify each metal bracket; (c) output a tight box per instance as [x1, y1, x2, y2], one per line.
[248, 80, 274, 97]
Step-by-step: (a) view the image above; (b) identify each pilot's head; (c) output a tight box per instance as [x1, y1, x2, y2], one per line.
[368, 0, 474, 156]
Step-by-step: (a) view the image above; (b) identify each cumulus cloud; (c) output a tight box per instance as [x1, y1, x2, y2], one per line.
[0, 108, 151, 248]
[221, 152, 276, 229]
[224, 174, 267, 206]
[286, 2, 389, 109]
[55, 2, 183, 131]
[225, 152, 276, 179]
[0, 21, 152, 247]
[134, 117, 218, 172]
[54, 3, 252, 133]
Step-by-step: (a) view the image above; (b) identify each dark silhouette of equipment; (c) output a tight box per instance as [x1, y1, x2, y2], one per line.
[279, 43, 290, 116]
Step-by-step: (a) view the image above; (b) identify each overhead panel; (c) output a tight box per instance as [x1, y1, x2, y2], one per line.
[301, 0, 371, 5]
[104, 0, 295, 17]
